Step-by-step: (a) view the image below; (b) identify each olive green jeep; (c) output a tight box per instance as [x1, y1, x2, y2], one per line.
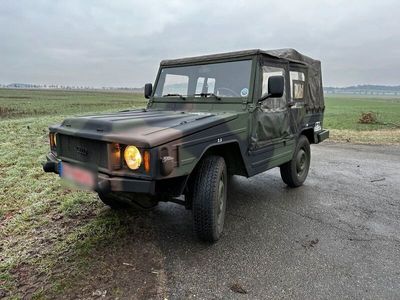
[43, 49, 329, 242]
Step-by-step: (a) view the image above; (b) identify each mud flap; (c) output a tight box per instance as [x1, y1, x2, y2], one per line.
[317, 130, 329, 143]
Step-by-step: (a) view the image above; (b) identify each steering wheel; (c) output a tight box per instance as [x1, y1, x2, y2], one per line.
[216, 87, 240, 97]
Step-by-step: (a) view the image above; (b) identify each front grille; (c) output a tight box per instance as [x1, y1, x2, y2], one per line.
[58, 134, 109, 168]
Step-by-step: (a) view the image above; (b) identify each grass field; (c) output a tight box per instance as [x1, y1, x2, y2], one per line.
[0, 89, 399, 298]
[0, 89, 147, 118]
[0, 89, 156, 299]
[324, 95, 399, 130]
[324, 94, 400, 144]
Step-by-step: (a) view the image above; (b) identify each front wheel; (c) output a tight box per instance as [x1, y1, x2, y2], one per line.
[280, 135, 311, 187]
[191, 155, 227, 242]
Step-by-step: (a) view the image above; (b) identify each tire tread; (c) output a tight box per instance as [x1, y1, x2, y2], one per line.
[192, 155, 226, 242]
[280, 135, 310, 188]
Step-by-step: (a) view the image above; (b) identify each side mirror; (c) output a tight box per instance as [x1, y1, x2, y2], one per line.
[258, 75, 284, 103]
[144, 83, 152, 99]
[268, 75, 284, 98]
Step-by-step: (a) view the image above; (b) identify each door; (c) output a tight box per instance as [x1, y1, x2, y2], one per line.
[250, 64, 291, 147]
[248, 62, 294, 174]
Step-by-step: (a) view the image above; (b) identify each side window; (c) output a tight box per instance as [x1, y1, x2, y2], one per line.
[262, 66, 286, 111]
[162, 74, 189, 96]
[195, 77, 216, 94]
[290, 71, 305, 100]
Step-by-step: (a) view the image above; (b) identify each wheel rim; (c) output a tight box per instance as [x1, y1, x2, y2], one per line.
[216, 173, 226, 234]
[296, 148, 308, 177]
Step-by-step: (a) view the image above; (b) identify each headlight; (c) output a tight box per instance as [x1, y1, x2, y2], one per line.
[124, 146, 142, 170]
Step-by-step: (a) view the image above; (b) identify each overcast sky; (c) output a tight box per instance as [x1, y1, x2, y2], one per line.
[1, 0, 399, 87]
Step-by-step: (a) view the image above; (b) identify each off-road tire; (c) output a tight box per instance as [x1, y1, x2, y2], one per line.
[98, 192, 158, 210]
[280, 135, 311, 187]
[191, 155, 227, 242]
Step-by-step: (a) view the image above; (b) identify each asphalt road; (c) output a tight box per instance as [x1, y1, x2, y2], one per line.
[150, 143, 400, 299]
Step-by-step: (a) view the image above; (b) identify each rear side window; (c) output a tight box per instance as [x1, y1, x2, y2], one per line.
[290, 71, 305, 100]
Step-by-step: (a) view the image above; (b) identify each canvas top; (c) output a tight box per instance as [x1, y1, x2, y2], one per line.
[160, 48, 324, 110]
[160, 48, 320, 67]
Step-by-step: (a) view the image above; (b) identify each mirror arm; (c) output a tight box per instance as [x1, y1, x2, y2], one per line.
[257, 93, 272, 104]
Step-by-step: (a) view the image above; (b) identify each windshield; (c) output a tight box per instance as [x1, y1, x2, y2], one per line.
[154, 60, 252, 99]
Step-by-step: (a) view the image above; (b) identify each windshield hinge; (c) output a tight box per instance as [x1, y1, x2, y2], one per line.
[247, 103, 255, 111]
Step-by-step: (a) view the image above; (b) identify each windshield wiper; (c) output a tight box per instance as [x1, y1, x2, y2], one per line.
[193, 93, 221, 100]
[163, 93, 186, 100]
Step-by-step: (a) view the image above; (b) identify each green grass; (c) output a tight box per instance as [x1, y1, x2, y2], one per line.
[0, 88, 146, 118]
[0, 89, 399, 297]
[324, 94, 400, 144]
[324, 94, 400, 130]
[0, 89, 147, 298]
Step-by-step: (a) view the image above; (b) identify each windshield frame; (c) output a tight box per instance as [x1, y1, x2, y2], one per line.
[151, 57, 257, 103]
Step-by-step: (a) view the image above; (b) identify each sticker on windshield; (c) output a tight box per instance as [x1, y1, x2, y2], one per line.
[240, 88, 249, 97]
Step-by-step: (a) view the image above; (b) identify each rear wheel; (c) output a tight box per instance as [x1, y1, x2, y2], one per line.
[280, 135, 311, 187]
[98, 192, 158, 210]
[191, 155, 227, 242]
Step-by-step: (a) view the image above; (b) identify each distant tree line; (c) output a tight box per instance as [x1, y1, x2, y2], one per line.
[324, 85, 400, 95]
[0, 83, 144, 92]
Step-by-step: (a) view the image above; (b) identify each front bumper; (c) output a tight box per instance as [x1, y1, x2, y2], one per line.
[43, 153, 156, 195]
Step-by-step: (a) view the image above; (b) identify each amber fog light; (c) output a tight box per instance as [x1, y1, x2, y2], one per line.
[124, 146, 142, 170]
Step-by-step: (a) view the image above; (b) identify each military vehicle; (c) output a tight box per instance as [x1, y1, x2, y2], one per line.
[43, 49, 329, 242]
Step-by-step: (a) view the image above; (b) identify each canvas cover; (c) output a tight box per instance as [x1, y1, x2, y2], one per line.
[265, 48, 324, 110]
[161, 49, 325, 150]
[161, 48, 325, 110]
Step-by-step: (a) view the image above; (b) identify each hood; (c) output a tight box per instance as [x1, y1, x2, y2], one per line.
[53, 109, 238, 148]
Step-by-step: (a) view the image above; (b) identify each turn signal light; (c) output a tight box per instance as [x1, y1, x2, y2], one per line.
[111, 143, 122, 169]
[49, 132, 57, 149]
[143, 150, 150, 173]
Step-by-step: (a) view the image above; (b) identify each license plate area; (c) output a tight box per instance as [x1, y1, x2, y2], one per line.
[59, 162, 96, 189]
